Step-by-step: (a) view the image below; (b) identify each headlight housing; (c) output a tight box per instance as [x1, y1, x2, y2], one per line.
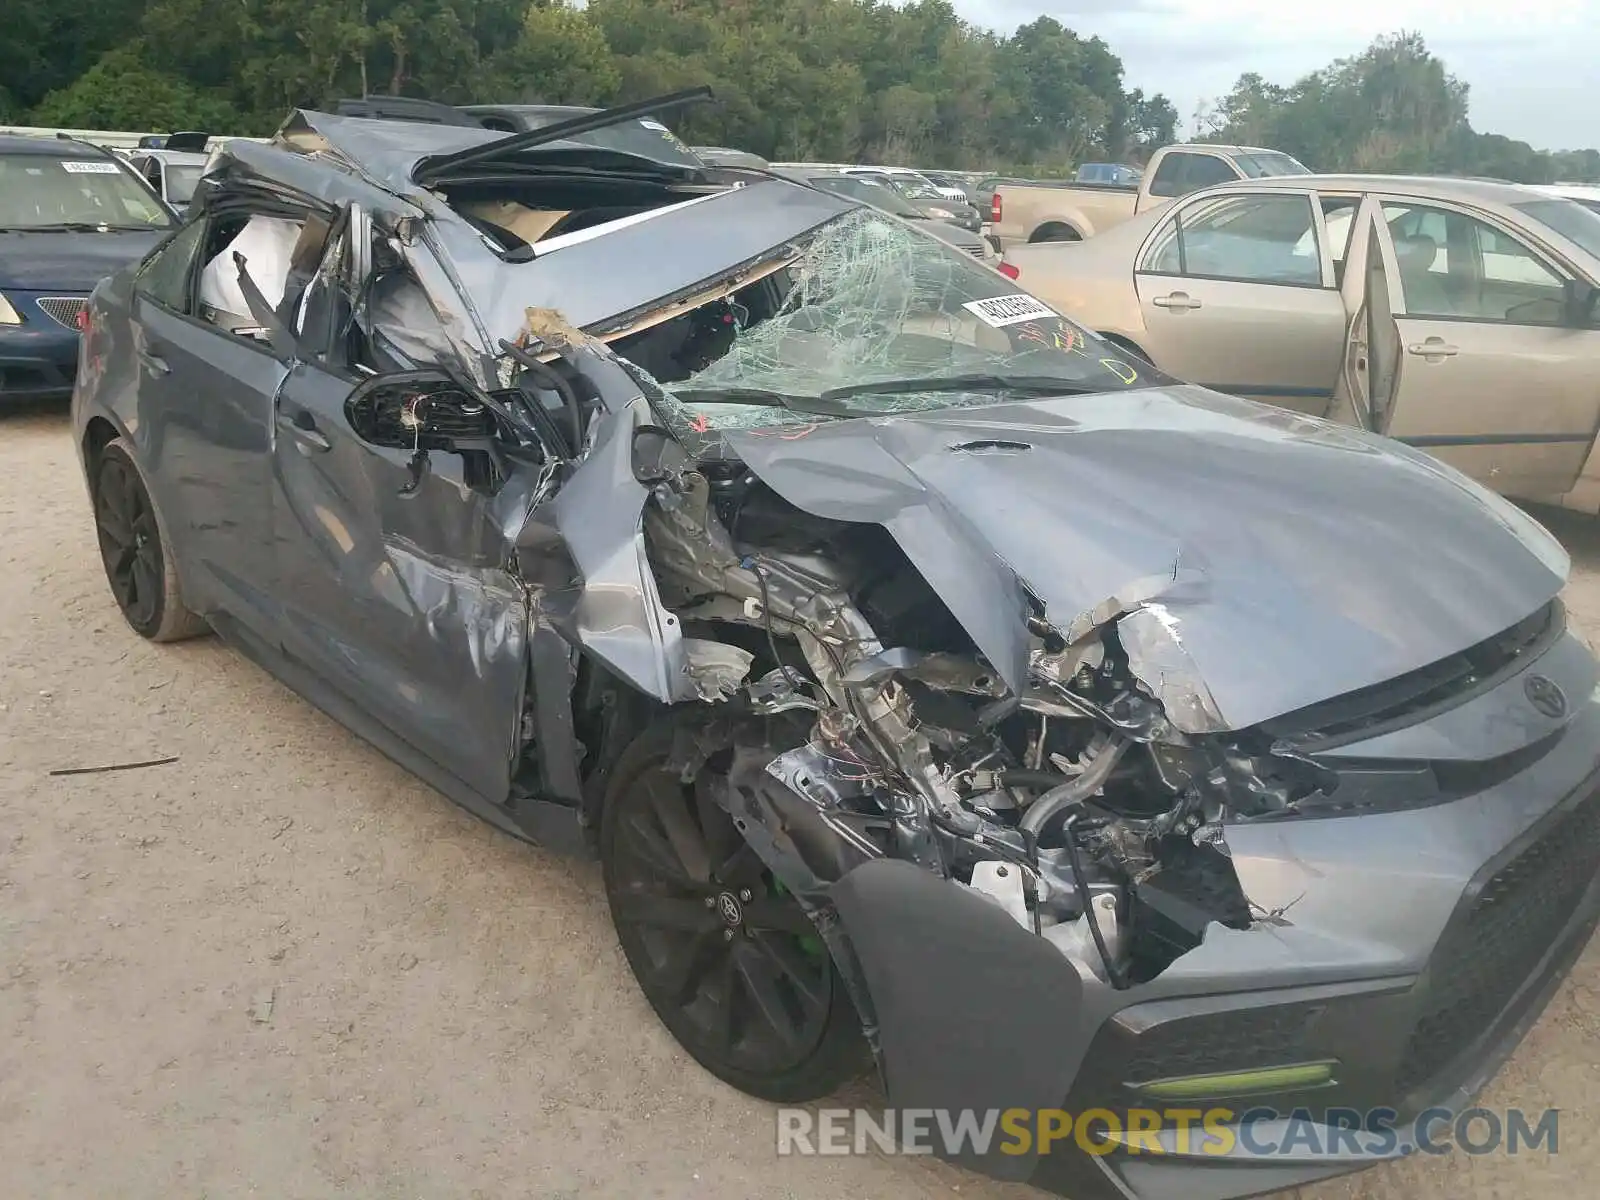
[925, 206, 957, 220]
[0, 292, 21, 325]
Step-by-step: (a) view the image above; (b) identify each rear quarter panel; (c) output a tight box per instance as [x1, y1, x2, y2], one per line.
[1001, 223, 1153, 352]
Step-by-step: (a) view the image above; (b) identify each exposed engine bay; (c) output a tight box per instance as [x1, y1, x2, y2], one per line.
[633, 454, 1340, 987]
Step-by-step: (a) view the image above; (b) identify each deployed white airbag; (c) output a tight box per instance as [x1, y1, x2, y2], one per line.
[198, 214, 301, 330]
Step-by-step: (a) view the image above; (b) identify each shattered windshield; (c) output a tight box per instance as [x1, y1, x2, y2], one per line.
[616, 208, 1162, 437]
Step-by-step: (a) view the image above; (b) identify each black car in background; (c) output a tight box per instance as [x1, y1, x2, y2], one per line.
[0, 135, 175, 404]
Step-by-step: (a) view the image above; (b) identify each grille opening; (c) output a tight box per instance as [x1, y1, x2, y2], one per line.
[1264, 601, 1561, 746]
[35, 296, 88, 329]
[1395, 779, 1600, 1093]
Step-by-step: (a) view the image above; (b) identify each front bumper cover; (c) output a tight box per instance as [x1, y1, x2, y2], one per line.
[1, 291, 84, 402]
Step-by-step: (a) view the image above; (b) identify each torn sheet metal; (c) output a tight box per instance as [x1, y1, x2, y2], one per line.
[544, 394, 691, 703]
[726, 385, 1566, 732]
[681, 637, 754, 701]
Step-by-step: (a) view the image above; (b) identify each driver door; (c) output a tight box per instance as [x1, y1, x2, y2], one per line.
[267, 209, 535, 804]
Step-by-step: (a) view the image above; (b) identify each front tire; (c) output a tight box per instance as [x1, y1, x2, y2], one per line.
[93, 438, 207, 642]
[601, 717, 867, 1102]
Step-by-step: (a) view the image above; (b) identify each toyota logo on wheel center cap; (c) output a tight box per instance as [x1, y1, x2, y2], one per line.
[1525, 674, 1567, 719]
[716, 891, 743, 926]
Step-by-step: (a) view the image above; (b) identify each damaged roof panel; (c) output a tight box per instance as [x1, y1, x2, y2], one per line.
[484, 180, 852, 345]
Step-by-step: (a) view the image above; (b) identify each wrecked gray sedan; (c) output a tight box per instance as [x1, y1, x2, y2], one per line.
[72, 90, 1600, 1200]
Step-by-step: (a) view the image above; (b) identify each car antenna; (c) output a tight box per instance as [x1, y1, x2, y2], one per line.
[412, 86, 715, 184]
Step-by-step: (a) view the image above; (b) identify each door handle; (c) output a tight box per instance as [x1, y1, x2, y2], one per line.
[136, 348, 170, 375]
[1406, 338, 1458, 360]
[1152, 292, 1203, 310]
[277, 409, 331, 452]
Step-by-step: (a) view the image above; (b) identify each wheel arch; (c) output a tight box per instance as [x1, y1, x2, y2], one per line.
[1028, 220, 1083, 244]
[81, 414, 123, 477]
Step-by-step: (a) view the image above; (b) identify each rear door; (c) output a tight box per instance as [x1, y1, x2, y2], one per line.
[1133, 188, 1348, 413]
[127, 208, 289, 634]
[1366, 194, 1600, 499]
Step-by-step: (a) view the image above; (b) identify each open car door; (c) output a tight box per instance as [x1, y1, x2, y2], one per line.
[1364, 192, 1600, 501]
[1326, 194, 1402, 431]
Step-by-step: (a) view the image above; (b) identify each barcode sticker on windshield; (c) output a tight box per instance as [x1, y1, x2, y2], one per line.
[60, 160, 123, 174]
[963, 294, 1058, 328]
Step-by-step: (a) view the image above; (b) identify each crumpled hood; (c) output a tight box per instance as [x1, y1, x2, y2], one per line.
[0, 230, 167, 291]
[724, 385, 1569, 732]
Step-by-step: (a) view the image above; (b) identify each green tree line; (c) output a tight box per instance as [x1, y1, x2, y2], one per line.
[3, 4, 1595, 181]
[0, 0, 1179, 171]
[1197, 32, 1600, 184]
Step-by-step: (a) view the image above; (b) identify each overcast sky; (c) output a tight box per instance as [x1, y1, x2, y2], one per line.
[951, 0, 1599, 151]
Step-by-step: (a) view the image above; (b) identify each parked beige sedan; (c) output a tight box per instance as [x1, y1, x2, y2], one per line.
[1001, 175, 1600, 513]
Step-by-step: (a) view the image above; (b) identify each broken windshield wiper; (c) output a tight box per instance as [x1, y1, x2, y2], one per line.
[670, 386, 855, 418]
[821, 374, 1113, 402]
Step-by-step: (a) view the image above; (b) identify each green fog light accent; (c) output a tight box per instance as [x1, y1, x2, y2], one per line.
[1131, 1060, 1338, 1101]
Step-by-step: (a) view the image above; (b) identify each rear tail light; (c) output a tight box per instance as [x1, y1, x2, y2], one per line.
[998, 262, 1019, 280]
[991, 193, 1002, 222]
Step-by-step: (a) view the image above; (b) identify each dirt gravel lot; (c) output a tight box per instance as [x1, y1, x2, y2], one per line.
[3, 402, 1600, 1200]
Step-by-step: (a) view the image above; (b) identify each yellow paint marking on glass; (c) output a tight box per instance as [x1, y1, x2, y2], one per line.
[1100, 358, 1139, 385]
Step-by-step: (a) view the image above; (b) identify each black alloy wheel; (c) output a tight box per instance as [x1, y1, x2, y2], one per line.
[92, 439, 207, 641]
[95, 451, 164, 633]
[602, 722, 866, 1102]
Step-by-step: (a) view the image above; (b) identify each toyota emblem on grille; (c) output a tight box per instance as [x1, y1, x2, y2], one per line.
[1525, 674, 1567, 718]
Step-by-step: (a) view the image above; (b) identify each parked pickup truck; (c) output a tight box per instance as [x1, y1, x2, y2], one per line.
[990, 142, 1310, 248]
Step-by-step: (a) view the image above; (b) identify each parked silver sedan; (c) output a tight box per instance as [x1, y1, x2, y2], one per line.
[1002, 175, 1600, 513]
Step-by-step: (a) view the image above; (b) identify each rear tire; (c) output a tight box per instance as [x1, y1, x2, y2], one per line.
[92, 438, 208, 642]
[601, 716, 868, 1102]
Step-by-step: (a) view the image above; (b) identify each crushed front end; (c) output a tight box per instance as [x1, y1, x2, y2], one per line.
[473, 185, 1596, 1200]
[614, 426, 1600, 1198]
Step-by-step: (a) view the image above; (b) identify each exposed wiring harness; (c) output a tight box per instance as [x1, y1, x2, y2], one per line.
[1062, 810, 1130, 990]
